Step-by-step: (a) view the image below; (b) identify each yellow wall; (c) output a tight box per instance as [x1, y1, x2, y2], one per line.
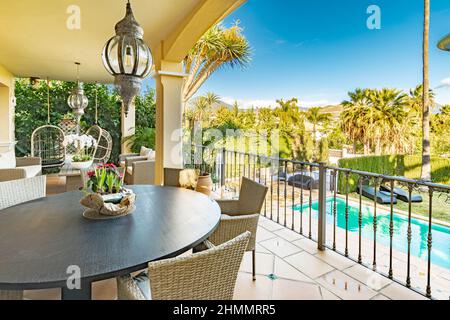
[0, 64, 14, 153]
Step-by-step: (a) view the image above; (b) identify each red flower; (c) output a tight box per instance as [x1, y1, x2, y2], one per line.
[87, 171, 95, 178]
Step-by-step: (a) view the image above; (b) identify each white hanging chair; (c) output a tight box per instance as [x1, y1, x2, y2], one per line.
[31, 125, 66, 169]
[30, 79, 66, 169]
[85, 84, 113, 164]
[86, 125, 113, 163]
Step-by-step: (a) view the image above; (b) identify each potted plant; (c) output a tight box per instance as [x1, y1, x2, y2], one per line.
[80, 163, 135, 219]
[195, 171, 213, 196]
[64, 134, 97, 169]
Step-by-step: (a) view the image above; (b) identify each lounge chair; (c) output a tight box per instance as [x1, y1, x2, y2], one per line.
[357, 185, 397, 205]
[288, 174, 319, 190]
[380, 185, 423, 203]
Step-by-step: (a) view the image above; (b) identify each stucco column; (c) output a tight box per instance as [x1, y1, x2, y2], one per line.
[154, 61, 187, 185]
[0, 64, 15, 153]
[121, 101, 136, 154]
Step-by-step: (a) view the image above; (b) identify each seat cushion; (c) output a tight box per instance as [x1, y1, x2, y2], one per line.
[134, 272, 151, 300]
[119, 160, 126, 168]
[140, 146, 153, 157]
[0, 150, 16, 169]
[21, 165, 41, 178]
[127, 166, 133, 176]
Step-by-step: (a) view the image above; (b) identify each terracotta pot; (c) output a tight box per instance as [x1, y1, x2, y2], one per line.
[196, 174, 213, 196]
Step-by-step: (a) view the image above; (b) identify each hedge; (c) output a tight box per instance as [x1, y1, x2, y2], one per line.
[337, 155, 450, 193]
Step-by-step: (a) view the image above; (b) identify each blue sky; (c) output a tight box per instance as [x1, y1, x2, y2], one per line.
[195, 0, 450, 108]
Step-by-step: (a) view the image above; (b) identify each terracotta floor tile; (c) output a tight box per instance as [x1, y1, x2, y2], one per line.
[256, 226, 277, 242]
[273, 228, 304, 242]
[314, 250, 356, 270]
[343, 264, 392, 291]
[284, 251, 335, 279]
[316, 270, 378, 300]
[380, 282, 429, 300]
[273, 257, 315, 283]
[272, 278, 322, 300]
[292, 238, 319, 254]
[240, 251, 274, 276]
[234, 273, 273, 300]
[259, 237, 302, 258]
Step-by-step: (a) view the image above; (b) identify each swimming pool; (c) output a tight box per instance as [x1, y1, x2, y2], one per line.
[295, 198, 450, 269]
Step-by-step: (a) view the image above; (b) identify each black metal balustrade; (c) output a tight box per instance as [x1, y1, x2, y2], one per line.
[184, 145, 450, 299]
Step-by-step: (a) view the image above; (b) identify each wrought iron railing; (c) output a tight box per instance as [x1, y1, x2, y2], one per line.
[185, 145, 450, 299]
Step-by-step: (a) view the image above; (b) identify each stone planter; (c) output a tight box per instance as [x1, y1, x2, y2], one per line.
[195, 173, 213, 197]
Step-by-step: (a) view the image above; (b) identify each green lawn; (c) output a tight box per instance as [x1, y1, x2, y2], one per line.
[348, 191, 450, 224]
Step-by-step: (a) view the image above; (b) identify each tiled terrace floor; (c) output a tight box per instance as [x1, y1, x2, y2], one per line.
[31, 175, 430, 300]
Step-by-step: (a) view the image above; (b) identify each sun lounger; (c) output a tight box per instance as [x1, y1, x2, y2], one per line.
[357, 185, 397, 204]
[380, 185, 423, 203]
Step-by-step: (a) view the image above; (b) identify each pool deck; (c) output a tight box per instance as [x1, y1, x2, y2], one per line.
[33, 175, 445, 300]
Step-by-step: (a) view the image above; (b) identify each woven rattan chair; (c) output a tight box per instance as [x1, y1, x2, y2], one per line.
[0, 175, 47, 300]
[163, 168, 184, 187]
[116, 232, 250, 300]
[86, 125, 113, 164]
[198, 177, 268, 281]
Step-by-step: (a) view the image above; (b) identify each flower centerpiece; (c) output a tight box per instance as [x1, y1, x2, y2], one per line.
[63, 134, 97, 170]
[81, 163, 136, 220]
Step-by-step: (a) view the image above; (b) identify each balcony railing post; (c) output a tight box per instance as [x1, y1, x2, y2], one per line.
[220, 148, 226, 187]
[318, 162, 327, 251]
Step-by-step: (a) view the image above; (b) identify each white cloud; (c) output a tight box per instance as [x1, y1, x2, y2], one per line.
[435, 77, 450, 89]
[221, 97, 339, 109]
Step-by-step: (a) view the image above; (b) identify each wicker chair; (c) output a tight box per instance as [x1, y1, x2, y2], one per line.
[116, 232, 250, 300]
[163, 168, 183, 187]
[0, 175, 47, 300]
[123, 157, 155, 185]
[0, 156, 42, 182]
[198, 177, 268, 281]
[86, 125, 113, 164]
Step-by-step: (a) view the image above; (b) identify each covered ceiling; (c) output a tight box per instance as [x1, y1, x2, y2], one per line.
[0, 0, 244, 83]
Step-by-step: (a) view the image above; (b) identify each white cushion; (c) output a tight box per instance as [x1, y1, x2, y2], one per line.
[120, 160, 126, 168]
[148, 150, 156, 161]
[21, 165, 42, 178]
[0, 150, 16, 169]
[127, 166, 133, 176]
[140, 146, 152, 157]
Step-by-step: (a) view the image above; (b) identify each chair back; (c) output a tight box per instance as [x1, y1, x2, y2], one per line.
[163, 168, 183, 187]
[0, 176, 46, 210]
[148, 232, 250, 300]
[238, 177, 269, 215]
[86, 125, 113, 163]
[31, 125, 66, 169]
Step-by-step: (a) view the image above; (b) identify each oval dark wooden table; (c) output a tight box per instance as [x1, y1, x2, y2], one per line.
[0, 186, 221, 300]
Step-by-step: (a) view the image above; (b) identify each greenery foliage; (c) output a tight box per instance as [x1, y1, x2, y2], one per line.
[337, 155, 450, 193]
[14, 78, 156, 163]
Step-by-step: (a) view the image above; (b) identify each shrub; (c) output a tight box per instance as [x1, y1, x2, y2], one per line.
[337, 155, 450, 193]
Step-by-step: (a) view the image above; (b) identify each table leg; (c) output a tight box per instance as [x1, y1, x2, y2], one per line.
[61, 280, 92, 300]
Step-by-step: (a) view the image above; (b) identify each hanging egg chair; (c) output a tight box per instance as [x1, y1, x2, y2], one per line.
[31, 79, 66, 169]
[86, 84, 113, 163]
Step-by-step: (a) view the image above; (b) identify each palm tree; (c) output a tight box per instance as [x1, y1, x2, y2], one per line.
[190, 92, 220, 125]
[305, 107, 332, 161]
[341, 89, 372, 154]
[182, 22, 252, 102]
[421, 0, 431, 181]
[368, 88, 408, 155]
[406, 85, 435, 154]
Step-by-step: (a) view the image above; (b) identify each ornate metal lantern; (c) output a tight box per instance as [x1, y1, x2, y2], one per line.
[67, 62, 88, 134]
[101, 0, 152, 115]
[438, 34, 450, 52]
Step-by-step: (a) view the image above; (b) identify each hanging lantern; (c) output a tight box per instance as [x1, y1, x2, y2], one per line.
[68, 62, 89, 134]
[101, 0, 152, 116]
[438, 34, 450, 52]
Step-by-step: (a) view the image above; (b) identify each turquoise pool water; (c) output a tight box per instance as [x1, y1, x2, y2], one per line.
[295, 198, 450, 269]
